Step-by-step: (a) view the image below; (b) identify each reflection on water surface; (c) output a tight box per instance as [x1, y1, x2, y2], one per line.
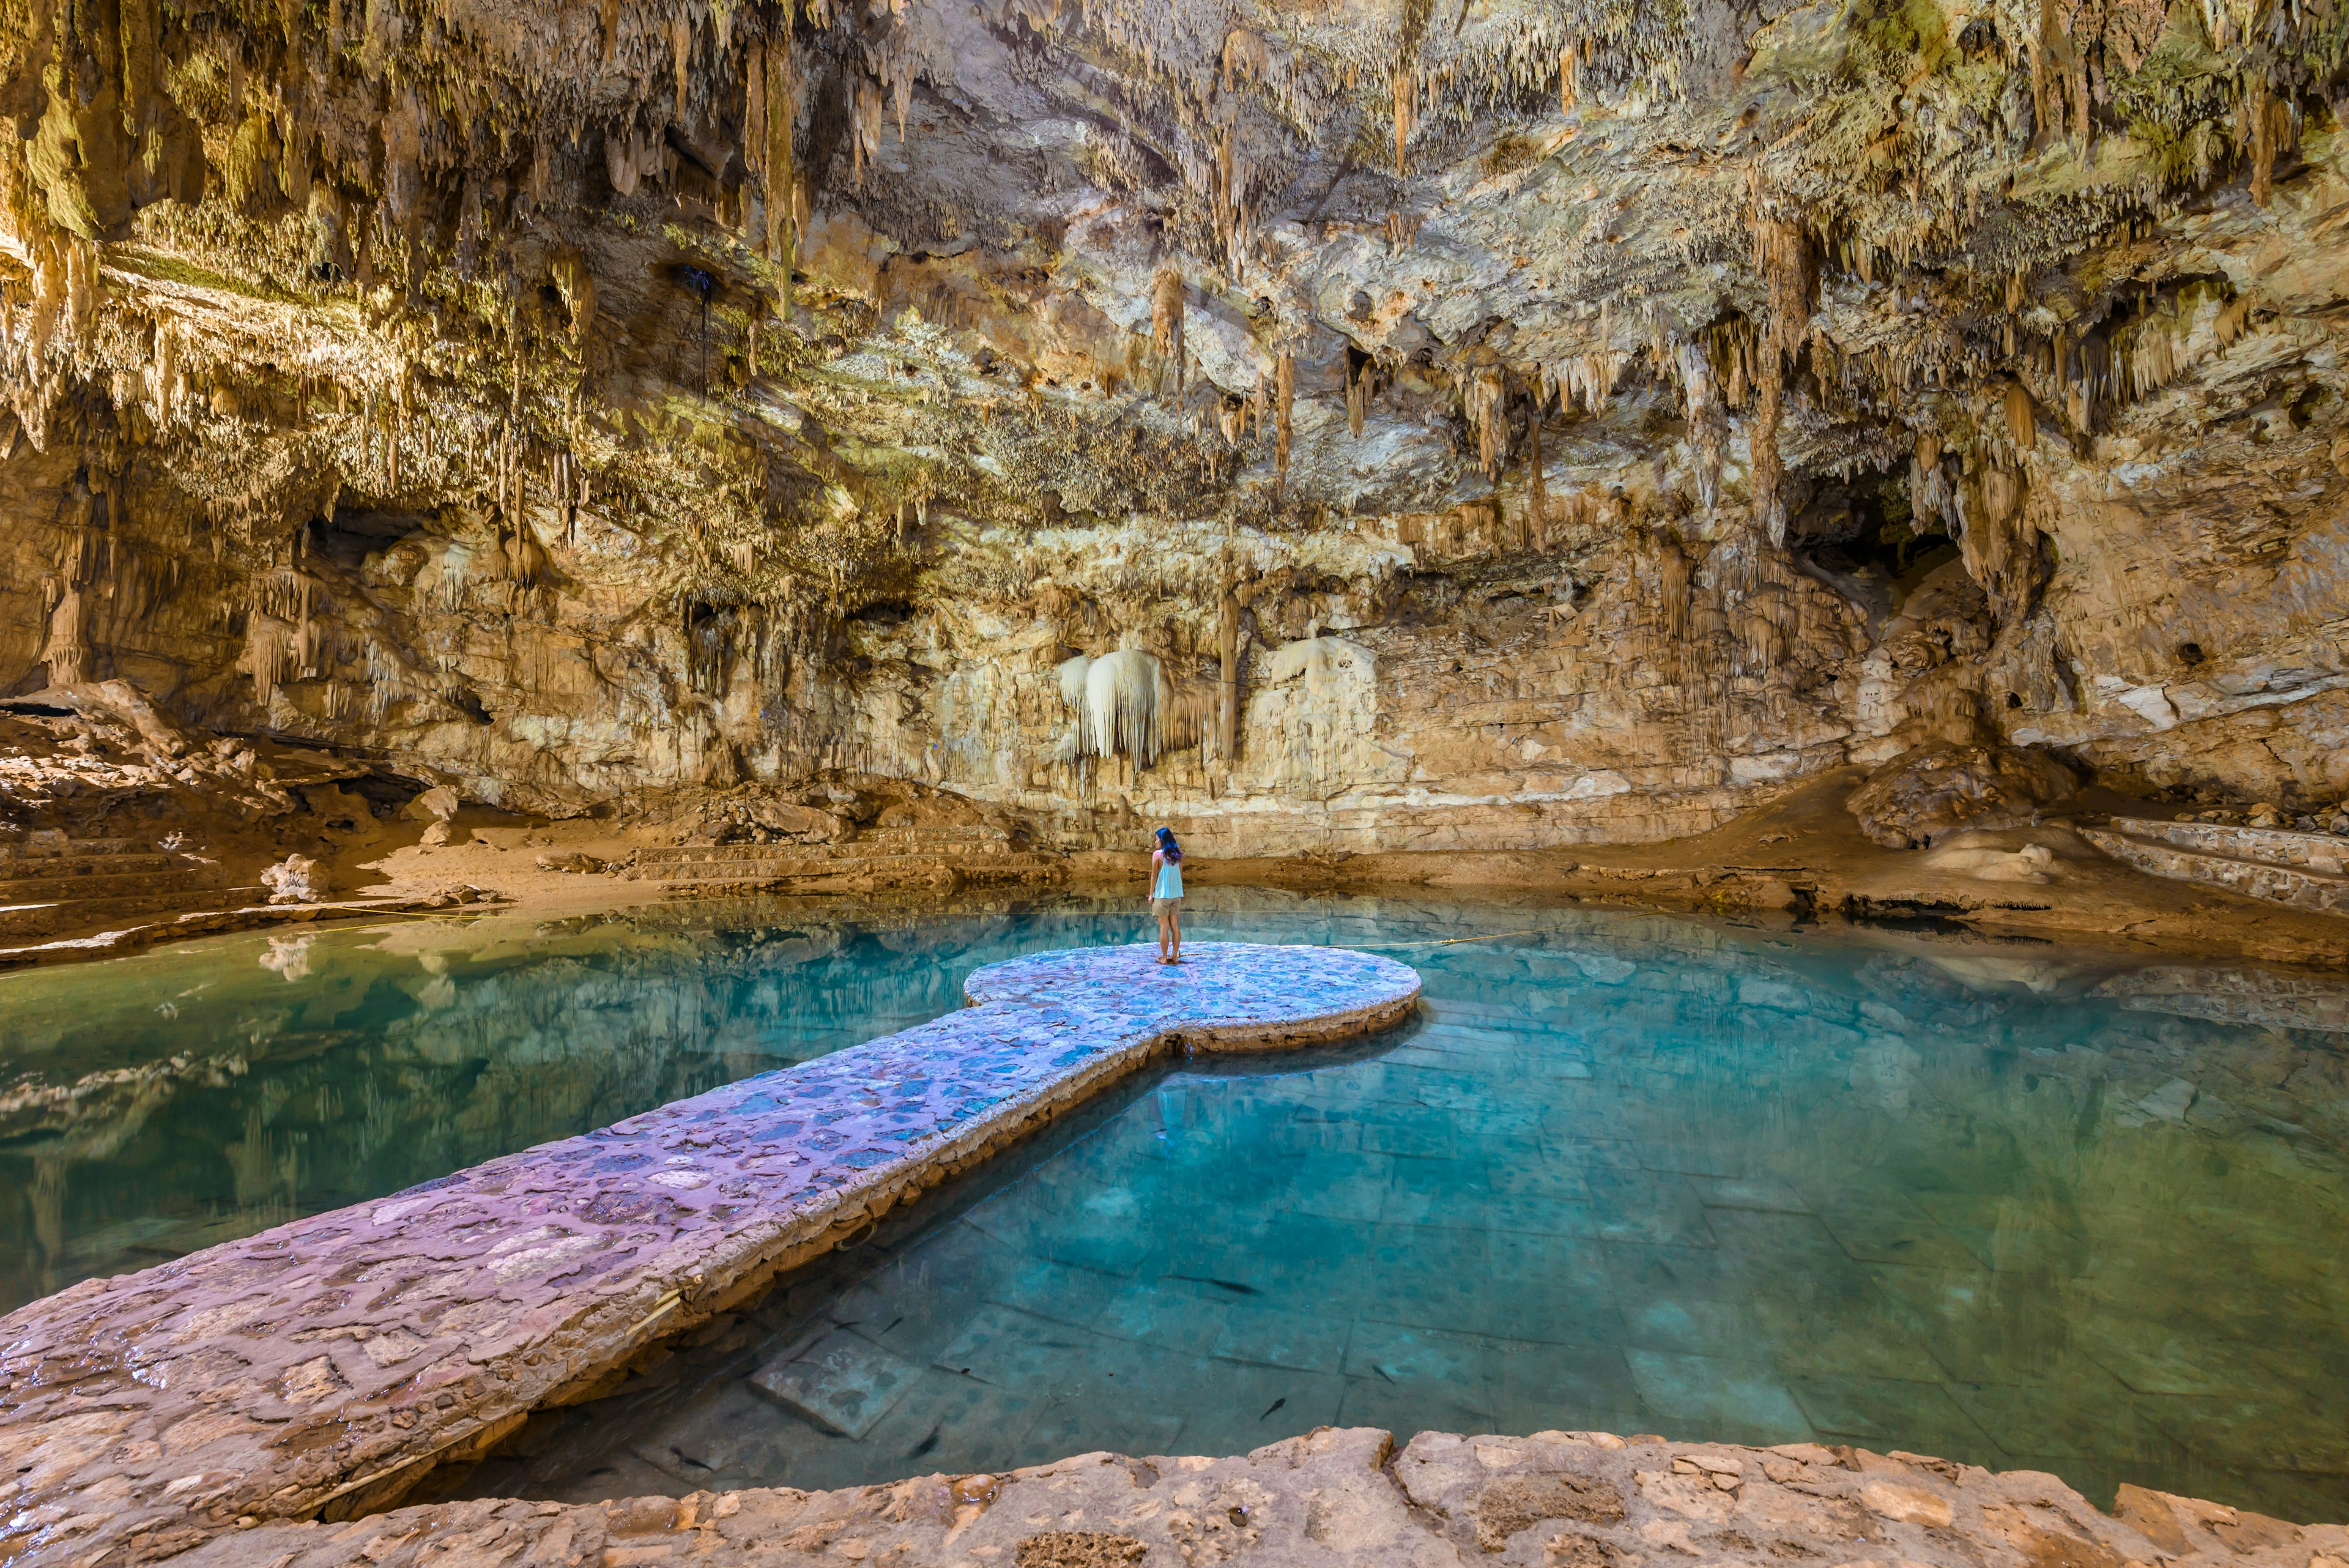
[4, 893, 2347, 1522]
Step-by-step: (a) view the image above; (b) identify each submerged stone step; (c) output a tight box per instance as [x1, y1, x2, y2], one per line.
[0, 943, 1420, 1559]
[2084, 822, 2349, 916]
[747, 1329, 920, 1438]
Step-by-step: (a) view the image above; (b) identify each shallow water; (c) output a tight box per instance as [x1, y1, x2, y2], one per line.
[5, 894, 2347, 1520]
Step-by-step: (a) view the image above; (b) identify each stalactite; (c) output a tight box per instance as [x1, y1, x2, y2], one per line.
[1676, 344, 1724, 509]
[1274, 351, 1294, 492]
[1740, 209, 1809, 548]
[1753, 217, 1813, 365]
[1218, 562, 1239, 764]
[1958, 465, 2036, 624]
[1526, 395, 1546, 547]
[2249, 75, 2285, 207]
[1658, 533, 1691, 641]
[1753, 348, 1785, 546]
[1392, 65, 1414, 175]
[2005, 382, 2036, 450]
[2031, 0, 2084, 150]
[1058, 648, 1174, 767]
[1346, 353, 1375, 437]
[1550, 352, 1626, 415]
[850, 76, 883, 187]
[1464, 365, 1506, 478]
[1151, 267, 1185, 398]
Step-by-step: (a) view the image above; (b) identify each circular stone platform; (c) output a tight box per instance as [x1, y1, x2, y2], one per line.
[0, 941, 1419, 1564]
[964, 940, 1423, 1050]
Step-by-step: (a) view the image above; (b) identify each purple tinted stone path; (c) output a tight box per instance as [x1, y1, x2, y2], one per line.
[0, 942, 1419, 1566]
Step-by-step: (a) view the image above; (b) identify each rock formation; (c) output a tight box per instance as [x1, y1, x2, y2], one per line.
[0, 0, 2342, 852]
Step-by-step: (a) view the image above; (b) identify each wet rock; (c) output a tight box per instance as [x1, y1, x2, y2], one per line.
[409, 787, 462, 823]
[1474, 1471, 1628, 1550]
[1014, 1532, 1147, 1567]
[535, 851, 606, 874]
[259, 855, 330, 904]
[1846, 745, 2079, 850]
[749, 800, 852, 841]
[1918, 831, 2067, 884]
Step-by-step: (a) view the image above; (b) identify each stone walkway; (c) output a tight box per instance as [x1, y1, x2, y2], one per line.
[0, 943, 1420, 1566]
[160, 1426, 2349, 1568]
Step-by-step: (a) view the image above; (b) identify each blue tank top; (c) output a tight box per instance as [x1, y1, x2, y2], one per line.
[1153, 856, 1183, 898]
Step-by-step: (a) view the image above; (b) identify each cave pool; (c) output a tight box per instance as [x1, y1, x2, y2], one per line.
[1, 890, 2343, 1523]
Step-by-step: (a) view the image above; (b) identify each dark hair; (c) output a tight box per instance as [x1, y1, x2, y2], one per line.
[1155, 826, 1182, 863]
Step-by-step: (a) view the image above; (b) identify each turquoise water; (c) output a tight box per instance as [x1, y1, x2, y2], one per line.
[5, 894, 2347, 1521]
[0, 898, 1187, 1310]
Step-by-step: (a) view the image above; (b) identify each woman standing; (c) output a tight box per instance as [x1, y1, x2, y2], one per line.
[1149, 826, 1185, 964]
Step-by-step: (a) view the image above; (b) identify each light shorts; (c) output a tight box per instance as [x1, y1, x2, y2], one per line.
[1152, 897, 1182, 915]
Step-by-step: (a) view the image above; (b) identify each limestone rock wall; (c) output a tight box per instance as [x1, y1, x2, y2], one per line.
[1, 0, 2346, 843]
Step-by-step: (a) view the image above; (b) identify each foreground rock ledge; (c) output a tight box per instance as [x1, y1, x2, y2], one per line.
[0, 944, 1420, 1566]
[169, 1427, 2347, 1568]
